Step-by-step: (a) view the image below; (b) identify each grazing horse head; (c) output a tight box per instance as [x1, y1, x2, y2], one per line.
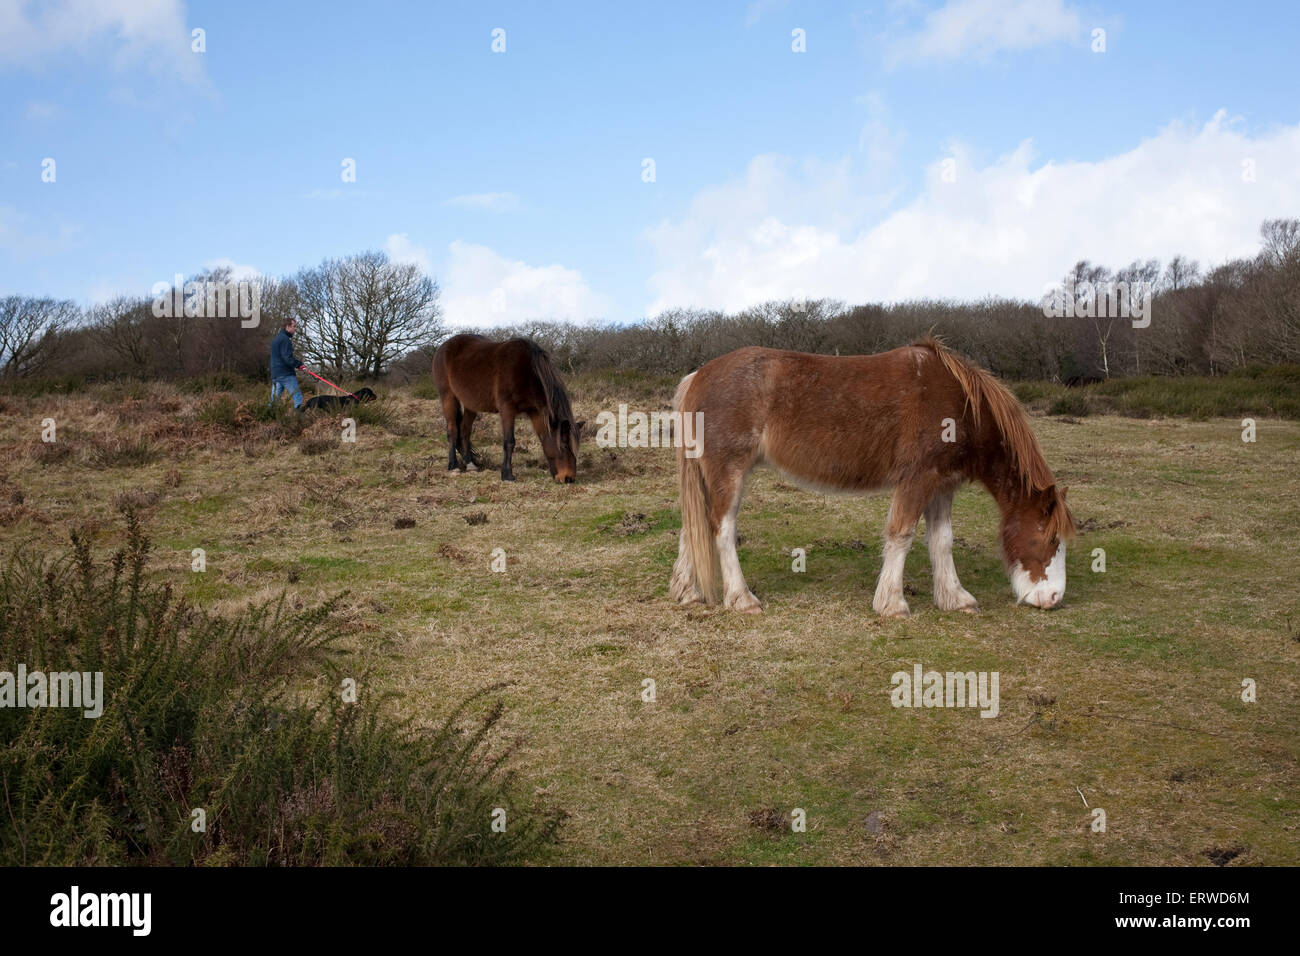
[529, 344, 584, 483]
[929, 340, 1078, 610]
[1000, 483, 1074, 609]
[543, 415, 585, 483]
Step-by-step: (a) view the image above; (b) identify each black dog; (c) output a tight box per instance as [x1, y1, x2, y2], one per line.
[301, 387, 377, 411]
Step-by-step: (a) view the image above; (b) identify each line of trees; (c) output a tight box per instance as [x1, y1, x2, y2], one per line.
[0, 251, 444, 384]
[3, 218, 1297, 387]
[467, 218, 1300, 382]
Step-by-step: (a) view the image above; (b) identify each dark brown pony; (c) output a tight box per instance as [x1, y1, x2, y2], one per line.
[670, 337, 1076, 615]
[432, 333, 583, 482]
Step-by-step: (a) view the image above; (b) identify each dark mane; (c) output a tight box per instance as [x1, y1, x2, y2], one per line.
[525, 341, 576, 451]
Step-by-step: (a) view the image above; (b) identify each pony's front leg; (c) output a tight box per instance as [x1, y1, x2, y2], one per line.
[925, 490, 978, 612]
[460, 410, 479, 471]
[500, 408, 516, 481]
[873, 486, 926, 618]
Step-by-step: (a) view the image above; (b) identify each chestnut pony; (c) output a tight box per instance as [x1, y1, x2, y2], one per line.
[432, 333, 583, 482]
[669, 337, 1075, 615]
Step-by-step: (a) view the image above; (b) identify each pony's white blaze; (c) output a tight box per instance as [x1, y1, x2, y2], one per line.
[1010, 542, 1067, 608]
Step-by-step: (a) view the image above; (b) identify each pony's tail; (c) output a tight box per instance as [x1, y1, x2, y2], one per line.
[528, 342, 572, 433]
[670, 372, 720, 605]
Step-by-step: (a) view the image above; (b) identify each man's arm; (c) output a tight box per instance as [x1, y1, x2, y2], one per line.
[278, 334, 304, 371]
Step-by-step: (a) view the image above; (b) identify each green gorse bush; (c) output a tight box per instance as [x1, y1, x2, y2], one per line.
[0, 511, 562, 865]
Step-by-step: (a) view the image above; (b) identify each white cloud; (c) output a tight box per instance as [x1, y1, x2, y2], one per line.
[384, 233, 434, 275]
[444, 192, 521, 212]
[889, 0, 1083, 63]
[0, 0, 204, 85]
[441, 240, 609, 328]
[203, 257, 260, 282]
[644, 111, 1300, 314]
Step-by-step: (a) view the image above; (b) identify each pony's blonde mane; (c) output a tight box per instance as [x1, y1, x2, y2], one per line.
[918, 338, 1071, 538]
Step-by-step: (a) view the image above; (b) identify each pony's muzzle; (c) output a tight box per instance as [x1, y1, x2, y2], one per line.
[1026, 589, 1062, 609]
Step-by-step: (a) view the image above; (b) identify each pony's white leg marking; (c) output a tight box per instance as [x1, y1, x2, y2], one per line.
[670, 528, 703, 605]
[926, 492, 978, 612]
[872, 531, 914, 617]
[717, 480, 760, 613]
[1009, 542, 1067, 609]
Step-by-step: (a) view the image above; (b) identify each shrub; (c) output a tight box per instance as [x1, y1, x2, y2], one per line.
[0, 512, 562, 865]
[32, 442, 73, 467]
[89, 437, 162, 468]
[347, 398, 397, 429]
[197, 393, 254, 431]
[1048, 393, 1091, 417]
[179, 371, 251, 394]
[0, 374, 87, 397]
[300, 436, 334, 456]
[409, 379, 440, 400]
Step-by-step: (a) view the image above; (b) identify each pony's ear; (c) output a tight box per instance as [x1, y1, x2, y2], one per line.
[1059, 485, 1069, 501]
[575, 420, 586, 433]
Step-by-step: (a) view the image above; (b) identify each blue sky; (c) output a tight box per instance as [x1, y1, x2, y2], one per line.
[2, 0, 1298, 327]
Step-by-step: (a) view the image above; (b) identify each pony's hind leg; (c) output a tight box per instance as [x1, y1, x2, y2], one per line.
[670, 527, 703, 605]
[713, 468, 761, 613]
[925, 489, 978, 612]
[441, 394, 464, 471]
[873, 483, 930, 618]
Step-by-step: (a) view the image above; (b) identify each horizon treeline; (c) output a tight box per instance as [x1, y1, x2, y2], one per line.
[2, 217, 1297, 387]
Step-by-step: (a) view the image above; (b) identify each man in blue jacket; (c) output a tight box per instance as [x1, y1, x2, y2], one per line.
[269, 318, 307, 409]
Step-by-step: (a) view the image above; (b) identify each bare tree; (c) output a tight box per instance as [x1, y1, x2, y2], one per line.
[343, 251, 444, 378]
[0, 296, 76, 378]
[1068, 259, 1119, 378]
[1259, 218, 1300, 268]
[1162, 255, 1201, 292]
[90, 296, 154, 375]
[294, 251, 443, 379]
[293, 258, 352, 377]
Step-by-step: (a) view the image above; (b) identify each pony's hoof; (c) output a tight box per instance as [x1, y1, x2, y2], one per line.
[936, 591, 980, 613]
[449, 467, 462, 475]
[727, 592, 762, 614]
[874, 599, 910, 618]
[464, 462, 478, 472]
[501, 473, 516, 482]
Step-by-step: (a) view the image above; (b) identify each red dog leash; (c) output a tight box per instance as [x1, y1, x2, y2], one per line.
[301, 366, 359, 401]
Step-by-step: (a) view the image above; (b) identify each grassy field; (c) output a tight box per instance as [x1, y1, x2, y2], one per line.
[3, 374, 1298, 865]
